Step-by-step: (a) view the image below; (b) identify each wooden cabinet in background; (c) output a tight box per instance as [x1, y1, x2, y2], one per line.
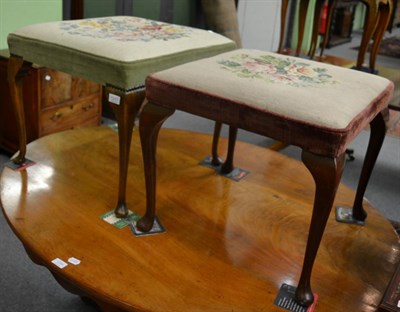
[0, 50, 102, 153]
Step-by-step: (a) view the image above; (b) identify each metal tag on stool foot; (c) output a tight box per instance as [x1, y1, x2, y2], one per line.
[335, 206, 366, 226]
[274, 284, 318, 312]
[218, 167, 250, 182]
[5, 158, 36, 171]
[199, 156, 250, 181]
[198, 155, 223, 169]
[99, 209, 140, 229]
[130, 217, 165, 237]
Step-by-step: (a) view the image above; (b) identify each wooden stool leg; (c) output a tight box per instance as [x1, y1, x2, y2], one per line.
[295, 150, 345, 306]
[105, 86, 145, 218]
[220, 126, 238, 174]
[352, 111, 386, 221]
[211, 121, 223, 166]
[308, 0, 325, 58]
[278, 0, 290, 53]
[356, 4, 379, 70]
[7, 56, 32, 165]
[297, 0, 311, 56]
[137, 102, 175, 232]
[211, 123, 238, 174]
[369, 2, 392, 72]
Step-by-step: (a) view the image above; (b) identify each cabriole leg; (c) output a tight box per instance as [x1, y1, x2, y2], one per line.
[211, 121, 223, 166]
[355, 5, 379, 70]
[369, 3, 392, 72]
[211, 123, 237, 174]
[352, 111, 386, 221]
[7, 55, 32, 165]
[296, 0, 311, 56]
[295, 151, 345, 306]
[278, 0, 290, 53]
[220, 126, 238, 174]
[105, 86, 145, 218]
[319, 0, 337, 58]
[308, 0, 325, 58]
[137, 102, 175, 232]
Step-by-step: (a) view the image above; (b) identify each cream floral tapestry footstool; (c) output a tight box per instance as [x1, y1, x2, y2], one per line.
[136, 49, 394, 306]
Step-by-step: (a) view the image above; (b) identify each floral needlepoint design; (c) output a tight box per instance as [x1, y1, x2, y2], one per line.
[218, 53, 339, 87]
[60, 17, 192, 42]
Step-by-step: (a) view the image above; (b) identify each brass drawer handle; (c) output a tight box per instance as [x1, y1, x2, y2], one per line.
[82, 103, 94, 111]
[49, 112, 62, 121]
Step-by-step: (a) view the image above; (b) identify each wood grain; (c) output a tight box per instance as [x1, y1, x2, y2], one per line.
[0, 56, 102, 154]
[1, 127, 399, 311]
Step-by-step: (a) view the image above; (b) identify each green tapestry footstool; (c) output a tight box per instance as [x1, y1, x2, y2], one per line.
[137, 49, 394, 306]
[7, 16, 235, 217]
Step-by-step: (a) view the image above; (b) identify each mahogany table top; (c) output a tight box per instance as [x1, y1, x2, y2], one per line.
[1, 127, 398, 311]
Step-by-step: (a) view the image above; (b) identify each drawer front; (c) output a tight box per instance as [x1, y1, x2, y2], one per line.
[40, 68, 72, 109]
[40, 96, 100, 136]
[40, 69, 101, 109]
[71, 76, 101, 100]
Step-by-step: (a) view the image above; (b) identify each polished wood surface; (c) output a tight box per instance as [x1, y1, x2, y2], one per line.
[1, 127, 399, 311]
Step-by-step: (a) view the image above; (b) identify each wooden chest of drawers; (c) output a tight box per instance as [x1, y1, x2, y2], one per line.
[0, 50, 102, 153]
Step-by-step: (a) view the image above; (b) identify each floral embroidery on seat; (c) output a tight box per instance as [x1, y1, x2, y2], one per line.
[218, 53, 339, 87]
[60, 17, 192, 42]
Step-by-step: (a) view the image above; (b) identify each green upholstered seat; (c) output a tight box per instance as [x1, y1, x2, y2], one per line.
[145, 49, 394, 157]
[8, 16, 235, 90]
[6, 16, 236, 220]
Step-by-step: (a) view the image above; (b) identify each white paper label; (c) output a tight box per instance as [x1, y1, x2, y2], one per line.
[68, 257, 81, 265]
[52, 258, 68, 269]
[108, 93, 121, 105]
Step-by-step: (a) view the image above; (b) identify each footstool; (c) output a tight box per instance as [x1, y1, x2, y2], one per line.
[137, 49, 393, 306]
[7, 16, 235, 217]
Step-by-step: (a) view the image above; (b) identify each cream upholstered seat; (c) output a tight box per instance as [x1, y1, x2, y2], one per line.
[136, 49, 393, 306]
[7, 16, 235, 217]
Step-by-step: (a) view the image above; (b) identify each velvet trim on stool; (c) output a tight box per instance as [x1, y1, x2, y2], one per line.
[146, 49, 394, 157]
